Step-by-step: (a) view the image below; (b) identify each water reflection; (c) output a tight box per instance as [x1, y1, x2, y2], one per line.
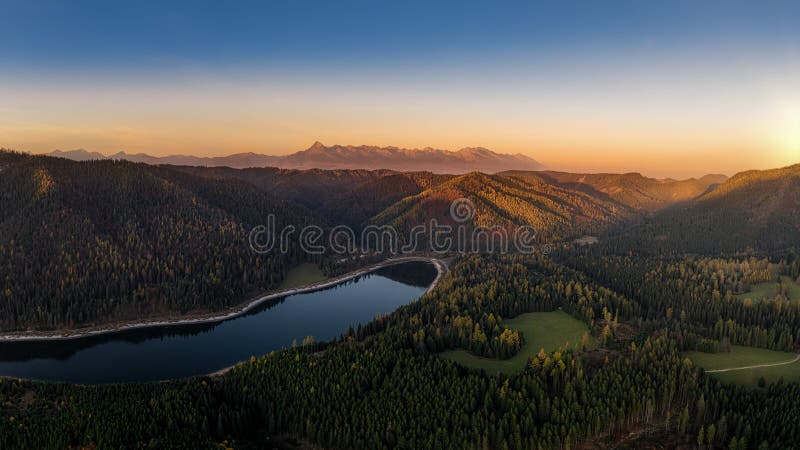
[0, 261, 437, 383]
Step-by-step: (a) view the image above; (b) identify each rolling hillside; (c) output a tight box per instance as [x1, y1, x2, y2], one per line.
[503, 170, 727, 211]
[172, 165, 728, 244]
[0, 150, 314, 331]
[602, 164, 800, 254]
[373, 172, 635, 243]
[170, 165, 451, 229]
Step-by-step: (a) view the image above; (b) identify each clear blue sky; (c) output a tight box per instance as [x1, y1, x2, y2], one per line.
[1, 0, 798, 177]
[2, 1, 797, 71]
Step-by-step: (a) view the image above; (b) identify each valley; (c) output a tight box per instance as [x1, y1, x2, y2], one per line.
[0, 260, 439, 383]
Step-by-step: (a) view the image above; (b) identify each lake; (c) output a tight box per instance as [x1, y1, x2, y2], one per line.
[0, 261, 438, 384]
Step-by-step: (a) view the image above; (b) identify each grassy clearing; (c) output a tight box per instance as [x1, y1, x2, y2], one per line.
[734, 276, 800, 303]
[685, 345, 800, 386]
[439, 310, 591, 375]
[278, 263, 328, 290]
[780, 276, 800, 299]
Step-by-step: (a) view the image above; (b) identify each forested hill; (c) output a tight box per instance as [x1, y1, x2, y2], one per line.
[372, 172, 635, 242]
[600, 163, 800, 255]
[174, 166, 726, 241]
[502, 170, 727, 211]
[0, 150, 313, 331]
[172, 165, 720, 246]
[170, 165, 450, 230]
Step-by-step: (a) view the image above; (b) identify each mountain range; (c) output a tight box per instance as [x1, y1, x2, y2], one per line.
[47, 142, 544, 174]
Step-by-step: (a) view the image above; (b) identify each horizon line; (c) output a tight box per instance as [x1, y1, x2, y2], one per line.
[10, 145, 788, 181]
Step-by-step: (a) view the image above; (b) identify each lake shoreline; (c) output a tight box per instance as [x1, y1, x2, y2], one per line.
[209, 259, 447, 379]
[0, 256, 447, 343]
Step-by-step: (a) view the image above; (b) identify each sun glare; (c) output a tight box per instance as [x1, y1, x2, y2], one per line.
[769, 105, 800, 164]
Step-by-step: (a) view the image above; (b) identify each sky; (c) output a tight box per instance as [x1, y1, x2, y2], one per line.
[0, 0, 799, 178]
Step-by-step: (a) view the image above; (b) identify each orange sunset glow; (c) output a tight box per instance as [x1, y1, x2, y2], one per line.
[1, 2, 798, 179]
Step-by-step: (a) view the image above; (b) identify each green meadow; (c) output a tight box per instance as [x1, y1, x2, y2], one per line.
[734, 276, 800, 303]
[440, 310, 591, 374]
[685, 345, 800, 386]
[278, 263, 328, 290]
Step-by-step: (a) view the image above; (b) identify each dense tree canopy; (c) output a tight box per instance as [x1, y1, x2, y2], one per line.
[0, 151, 313, 331]
[2, 255, 799, 448]
[2, 152, 800, 448]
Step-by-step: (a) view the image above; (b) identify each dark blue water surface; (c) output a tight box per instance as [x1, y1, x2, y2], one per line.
[0, 262, 437, 384]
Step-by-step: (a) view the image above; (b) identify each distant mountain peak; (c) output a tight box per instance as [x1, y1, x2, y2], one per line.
[46, 143, 544, 173]
[48, 149, 107, 161]
[307, 141, 327, 151]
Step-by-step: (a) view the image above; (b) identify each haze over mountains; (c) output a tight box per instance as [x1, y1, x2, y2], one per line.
[614, 163, 800, 254]
[503, 171, 729, 211]
[48, 141, 544, 174]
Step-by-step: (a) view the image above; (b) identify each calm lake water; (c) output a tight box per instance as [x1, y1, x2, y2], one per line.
[0, 261, 437, 384]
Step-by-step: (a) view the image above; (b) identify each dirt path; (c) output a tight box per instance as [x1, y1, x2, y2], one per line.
[705, 354, 800, 373]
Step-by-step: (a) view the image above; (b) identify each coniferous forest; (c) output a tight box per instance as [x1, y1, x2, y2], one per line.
[1, 151, 800, 448]
[0, 151, 314, 331]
